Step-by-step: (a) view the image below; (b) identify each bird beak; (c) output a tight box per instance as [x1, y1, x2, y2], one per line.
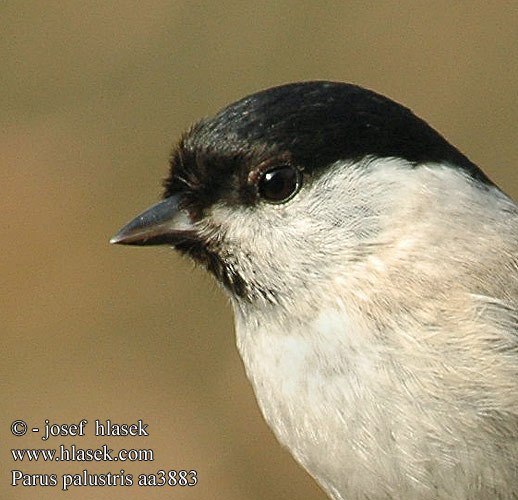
[110, 195, 195, 246]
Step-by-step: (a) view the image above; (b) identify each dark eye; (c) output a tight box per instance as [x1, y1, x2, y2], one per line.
[257, 165, 302, 203]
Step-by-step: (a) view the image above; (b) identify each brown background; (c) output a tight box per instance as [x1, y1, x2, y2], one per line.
[2, 2, 518, 499]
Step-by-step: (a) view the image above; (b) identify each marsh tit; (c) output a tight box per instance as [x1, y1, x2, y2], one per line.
[111, 81, 518, 500]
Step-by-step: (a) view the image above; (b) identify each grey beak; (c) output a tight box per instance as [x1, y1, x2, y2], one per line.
[110, 195, 195, 246]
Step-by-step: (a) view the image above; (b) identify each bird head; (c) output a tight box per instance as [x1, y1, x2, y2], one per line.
[111, 81, 501, 312]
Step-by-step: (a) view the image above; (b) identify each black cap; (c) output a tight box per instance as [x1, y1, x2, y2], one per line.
[164, 81, 492, 213]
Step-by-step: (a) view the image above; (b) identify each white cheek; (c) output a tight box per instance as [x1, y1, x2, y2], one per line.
[366, 254, 386, 273]
[208, 204, 274, 250]
[395, 236, 416, 250]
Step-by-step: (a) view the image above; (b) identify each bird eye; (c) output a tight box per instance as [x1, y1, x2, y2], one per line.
[257, 165, 302, 203]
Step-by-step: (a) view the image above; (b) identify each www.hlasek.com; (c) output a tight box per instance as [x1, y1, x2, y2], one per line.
[12, 444, 153, 462]
[10, 418, 197, 490]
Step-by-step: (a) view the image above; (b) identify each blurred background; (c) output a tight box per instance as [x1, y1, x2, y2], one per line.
[2, 1, 518, 499]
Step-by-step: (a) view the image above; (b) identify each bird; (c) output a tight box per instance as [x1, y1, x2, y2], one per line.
[111, 81, 518, 500]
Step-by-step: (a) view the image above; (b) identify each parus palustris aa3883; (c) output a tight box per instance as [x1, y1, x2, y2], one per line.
[111, 82, 518, 500]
